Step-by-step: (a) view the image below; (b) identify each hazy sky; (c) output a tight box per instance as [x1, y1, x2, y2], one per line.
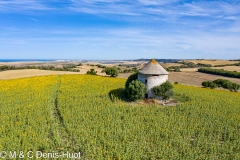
[0, 0, 239, 60]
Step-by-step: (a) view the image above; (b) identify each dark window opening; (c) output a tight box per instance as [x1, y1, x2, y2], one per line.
[145, 79, 147, 83]
[145, 94, 148, 98]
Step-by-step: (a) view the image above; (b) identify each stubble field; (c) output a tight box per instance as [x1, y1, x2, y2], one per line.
[169, 71, 240, 86]
[181, 60, 239, 66]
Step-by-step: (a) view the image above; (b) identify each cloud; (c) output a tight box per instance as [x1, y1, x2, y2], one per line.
[0, 0, 54, 12]
[1, 0, 240, 59]
[1, 0, 239, 21]
[180, 1, 240, 17]
[68, 0, 139, 15]
[7, 27, 240, 50]
[1, 26, 240, 59]
[65, 0, 240, 32]
[138, 0, 177, 6]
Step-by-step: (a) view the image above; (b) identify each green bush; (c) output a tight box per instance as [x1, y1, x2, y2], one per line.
[174, 67, 181, 72]
[125, 72, 138, 88]
[202, 79, 240, 92]
[96, 64, 106, 68]
[153, 81, 174, 100]
[212, 79, 230, 87]
[202, 81, 217, 89]
[86, 69, 97, 75]
[166, 66, 181, 72]
[212, 79, 240, 92]
[101, 69, 106, 73]
[224, 82, 240, 92]
[105, 67, 119, 77]
[126, 80, 147, 101]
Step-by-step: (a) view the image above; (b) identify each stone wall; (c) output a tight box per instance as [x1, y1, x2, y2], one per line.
[138, 73, 168, 98]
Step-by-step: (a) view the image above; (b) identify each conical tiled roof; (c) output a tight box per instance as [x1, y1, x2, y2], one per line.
[138, 59, 169, 75]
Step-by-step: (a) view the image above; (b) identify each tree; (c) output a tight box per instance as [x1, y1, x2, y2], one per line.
[231, 83, 240, 92]
[126, 80, 147, 101]
[153, 81, 174, 100]
[212, 79, 240, 92]
[174, 67, 181, 72]
[125, 72, 138, 88]
[225, 82, 240, 92]
[212, 79, 230, 87]
[86, 69, 97, 75]
[105, 67, 119, 77]
[202, 81, 217, 89]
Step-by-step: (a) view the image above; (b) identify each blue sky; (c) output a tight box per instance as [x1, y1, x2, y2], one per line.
[0, 0, 239, 60]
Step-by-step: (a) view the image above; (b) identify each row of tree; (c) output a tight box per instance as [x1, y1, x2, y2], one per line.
[198, 68, 240, 78]
[0, 65, 80, 72]
[202, 79, 240, 92]
[165, 62, 212, 72]
[177, 62, 212, 68]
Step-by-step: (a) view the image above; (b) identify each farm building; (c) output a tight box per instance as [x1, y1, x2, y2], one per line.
[138, 59, 169, 98]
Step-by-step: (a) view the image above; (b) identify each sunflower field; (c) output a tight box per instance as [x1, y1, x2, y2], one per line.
[0, 75, 240, 159]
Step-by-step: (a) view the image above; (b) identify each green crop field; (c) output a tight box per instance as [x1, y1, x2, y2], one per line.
[0, 75, 240, 159]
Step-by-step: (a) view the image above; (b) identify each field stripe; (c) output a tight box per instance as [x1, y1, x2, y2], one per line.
[49, 75, 80, 152]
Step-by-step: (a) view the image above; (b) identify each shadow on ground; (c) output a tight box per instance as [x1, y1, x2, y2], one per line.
[108, 88, 130, 102]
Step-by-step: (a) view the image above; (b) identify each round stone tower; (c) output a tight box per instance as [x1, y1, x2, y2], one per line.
[138, 59, 169, 98]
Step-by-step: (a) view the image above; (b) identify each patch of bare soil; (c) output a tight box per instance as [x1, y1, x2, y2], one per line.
[118, 73, 132, 79]
[76, 65, 106, 76]
[180, 66, 240, 72]
[147, 98, 180, 106]
[214, 66, 240, 72]
[180, 68, 199, 72]
[130, 98, 179, 107]
[161, 63, 182, 68]
[182, 60, 240, 65]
